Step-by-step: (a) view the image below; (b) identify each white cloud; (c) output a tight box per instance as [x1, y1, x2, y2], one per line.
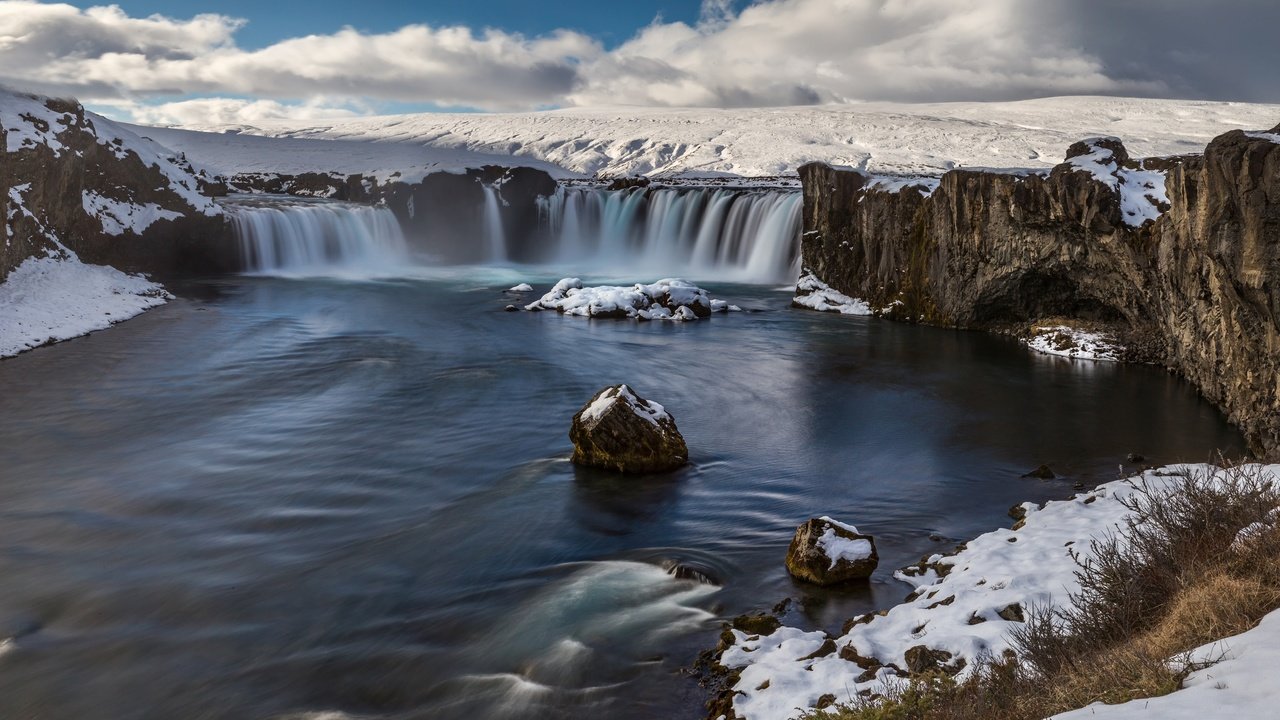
[0, 0, 1275, 123]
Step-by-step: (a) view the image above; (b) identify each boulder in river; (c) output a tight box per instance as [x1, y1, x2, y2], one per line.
[569, 385, 688, 473]
[785, 516, 879, 585]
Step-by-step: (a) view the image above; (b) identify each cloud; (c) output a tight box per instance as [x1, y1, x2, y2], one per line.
[95, 97, 368, 127]
[0, 0, 1276, 122]
[0, 0, 601, 111]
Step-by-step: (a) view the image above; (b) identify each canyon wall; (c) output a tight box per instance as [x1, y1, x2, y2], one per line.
[0, 93, 233, 281]
[799, 129, 1280, 459]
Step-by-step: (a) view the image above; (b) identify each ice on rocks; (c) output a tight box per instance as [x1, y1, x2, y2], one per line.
[523, 278, 734, 321]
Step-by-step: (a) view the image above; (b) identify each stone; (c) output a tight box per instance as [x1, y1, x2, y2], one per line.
[1023, 464, 1056, 479]
[785, 517, 879, 586]
[569, 385, 688, 473]
[1126, 453, 1146, 464]
[904, 645, 965, 676]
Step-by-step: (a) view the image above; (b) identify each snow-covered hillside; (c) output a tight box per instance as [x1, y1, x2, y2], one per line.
[171, 96, 1280, 178]
[131, 124, 576, 183]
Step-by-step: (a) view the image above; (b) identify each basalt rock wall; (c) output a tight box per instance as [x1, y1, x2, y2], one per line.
[799, 129, 1280, 459]
[0, 93, 233, 281]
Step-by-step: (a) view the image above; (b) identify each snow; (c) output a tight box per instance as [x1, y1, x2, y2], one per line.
[1026, 325, 1123, 361]
[792, 272, 873, 315]
[81, 191, 182, 236]
[1050, 607, 1280, 719]
[128, 123, 575, 184]
[580, 384, 671, 427]
[507, 283, 534, 292]
[865, 175, 942, 197]
[523, 277, 736, 321]
[816, 517, 874, 567]
[174, 96, 1280, 179]
[1064, 138, 1169, 228]
[718, 465, 1280, 720]
[1244, 132, 1280, 144]
[0, 91, 70, 155]
[0, 255, 172, 358]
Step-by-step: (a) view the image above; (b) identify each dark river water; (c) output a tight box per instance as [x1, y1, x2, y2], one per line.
[0, 270, 1243, 720]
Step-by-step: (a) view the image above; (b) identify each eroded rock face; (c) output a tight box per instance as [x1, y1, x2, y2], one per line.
[1, 92, 232, 281]
[799, 129, 1280, 460]
[785, 517, 879, 585]
[569, 385, 689, 473]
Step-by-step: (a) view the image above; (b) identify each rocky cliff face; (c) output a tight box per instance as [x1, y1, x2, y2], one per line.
[1, 92, 232, 281]
[799, 129, 1280, 459]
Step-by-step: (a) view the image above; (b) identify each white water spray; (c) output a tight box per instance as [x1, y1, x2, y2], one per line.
[539, 186, 802, 283]
[225, 196, 411, 277]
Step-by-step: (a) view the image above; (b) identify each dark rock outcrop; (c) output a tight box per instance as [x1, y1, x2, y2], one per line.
[785, 517, 879, 585]
[799, 129, 1280, 459]
[1, 93, 232, 281]
[569, 385, 689, 473]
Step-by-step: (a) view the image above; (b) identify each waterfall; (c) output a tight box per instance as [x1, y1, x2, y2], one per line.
[480, 184, 507, 262]
[225, 196, 411, 277]
[540, 186, 802, 283]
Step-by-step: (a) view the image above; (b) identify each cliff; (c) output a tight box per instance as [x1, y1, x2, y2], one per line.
[799, 128, 1280, 459]
[1, 92, 232, 281]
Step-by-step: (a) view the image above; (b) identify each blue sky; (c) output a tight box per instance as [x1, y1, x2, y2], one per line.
[3, 0, 1277, 125]
[62, 1, 706, 49]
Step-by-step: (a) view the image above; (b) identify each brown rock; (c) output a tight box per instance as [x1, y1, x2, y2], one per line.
[785, 517, 879, 586]
[569, 385, 688, 473]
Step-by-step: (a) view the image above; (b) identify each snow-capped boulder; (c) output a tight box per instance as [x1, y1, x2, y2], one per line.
[526, 278, 735, 321]
[785, 516, 879, 585]
[569, 384, 688, 474]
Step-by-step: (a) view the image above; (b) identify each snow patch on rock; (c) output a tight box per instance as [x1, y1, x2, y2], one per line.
[817, 516, 875, 567]
[81, 191, 183, 236]
[792, 272, 873, 315]
[1065, 138, 1169, 228]
[523, 278, 736, 321]
[0, 255, 172, 358]
[581, 384, 671, 427]
[1026, 325, 1123, 361]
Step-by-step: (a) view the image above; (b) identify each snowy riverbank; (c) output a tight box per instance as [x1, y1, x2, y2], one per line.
[0, 255, 171, 358]
[715, 464, 1280, 720]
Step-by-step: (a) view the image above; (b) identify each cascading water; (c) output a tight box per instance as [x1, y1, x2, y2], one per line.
[480, 183, 508, 262]
[537, 186, 802, 283]
[224, 195, 411, 277]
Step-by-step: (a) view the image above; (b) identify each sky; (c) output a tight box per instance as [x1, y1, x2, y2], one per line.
[2, 0, 1279, 126]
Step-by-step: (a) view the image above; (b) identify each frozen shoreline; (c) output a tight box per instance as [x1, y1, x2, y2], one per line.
[716, 464, 1280, 720]
[0, 255, 172, 359]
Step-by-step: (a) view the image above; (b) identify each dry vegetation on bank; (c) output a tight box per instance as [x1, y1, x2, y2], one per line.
[810, 464, 1280, 720]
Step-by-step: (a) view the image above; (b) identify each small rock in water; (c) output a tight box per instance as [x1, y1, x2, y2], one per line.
[785, 516, 879, 586]
[507, 283, 533, 293]
[503, 304, 519, 312]
[1126, 452, 1146, 464]
[1022, 464, 1056, 479]
[569, 384, 688, 473]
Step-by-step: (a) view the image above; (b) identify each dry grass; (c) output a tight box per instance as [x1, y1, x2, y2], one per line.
[809, 464, 1280, 720]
